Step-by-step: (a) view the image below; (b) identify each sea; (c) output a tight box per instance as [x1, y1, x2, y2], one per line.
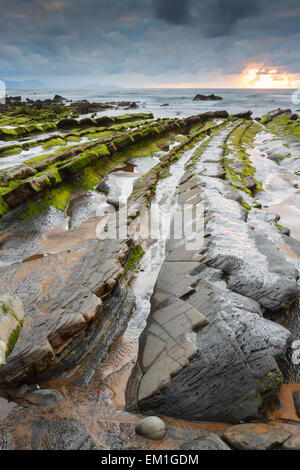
[5, 88, 300, 119]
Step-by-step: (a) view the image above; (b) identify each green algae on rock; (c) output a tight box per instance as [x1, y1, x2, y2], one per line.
[0, 111, 229, 217]
[0, 295, 24, 366]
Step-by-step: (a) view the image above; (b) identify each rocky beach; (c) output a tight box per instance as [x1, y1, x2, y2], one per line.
[0, 93, 300, 451]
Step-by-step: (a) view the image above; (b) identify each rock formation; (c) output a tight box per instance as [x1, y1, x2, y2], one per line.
[193, 94, 223, 101]
[126, 117, 300, 423]
[0, 101, 300, 449]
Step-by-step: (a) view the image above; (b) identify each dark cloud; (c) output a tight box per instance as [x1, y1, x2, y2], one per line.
[152, 0, 190, 25]
[152, 0, 263, 37]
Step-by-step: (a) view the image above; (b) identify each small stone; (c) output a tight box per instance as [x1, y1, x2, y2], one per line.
[135, 416, 167, 441]
[293, 391, 300, 418]
[282, 435, 300, 450]
[25, 389, 64, 407]
[223, 423, 291, 450]
[180, 434, 231, 451]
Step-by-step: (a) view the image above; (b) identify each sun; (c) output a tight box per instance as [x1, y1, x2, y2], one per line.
[239, 64, 298, 89]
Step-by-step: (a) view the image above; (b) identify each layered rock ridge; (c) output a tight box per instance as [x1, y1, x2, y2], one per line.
[127, 122, 299, 423]
[0, 111, 228, 387]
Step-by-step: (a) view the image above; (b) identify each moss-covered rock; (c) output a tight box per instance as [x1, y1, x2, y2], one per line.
[0, 295, 24, 366]
[0, 111, 230, 216]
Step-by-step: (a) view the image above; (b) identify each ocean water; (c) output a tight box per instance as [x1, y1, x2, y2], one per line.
[6, 87, 299, 119]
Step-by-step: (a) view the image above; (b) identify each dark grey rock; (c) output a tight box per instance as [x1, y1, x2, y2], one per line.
[193, 94, 223, 101]
[233, 111, 252, 119]
[293, 391, 300, 418]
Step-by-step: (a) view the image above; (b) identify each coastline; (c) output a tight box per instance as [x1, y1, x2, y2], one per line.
[0, 95, 300, 450]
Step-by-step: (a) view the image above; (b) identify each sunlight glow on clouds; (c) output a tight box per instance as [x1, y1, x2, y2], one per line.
[239, 64, 300, 89]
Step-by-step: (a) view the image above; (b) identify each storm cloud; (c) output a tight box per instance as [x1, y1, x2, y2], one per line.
[0, 0, 299, 87]
[153, 0, 263, 36]
[153, 0, 191, 26]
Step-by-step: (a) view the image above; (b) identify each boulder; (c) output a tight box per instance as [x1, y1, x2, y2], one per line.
[53, 95, 65, 103]
[127, 102, 139, 109]
[193, 94, 223, 101]
[233, 111, 252, 119]
[78, 118, 95, 127]
[223, 423, 291, 450]
[135, 417, 167, 441]
[288, 113, 298, 121]
[57, 118, 79, 129]
[95, 116, 115, 126]
[263, 108, 291, 124]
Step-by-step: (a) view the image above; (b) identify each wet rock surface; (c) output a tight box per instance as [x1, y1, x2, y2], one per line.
[0, 111, 227, 389]
[128, 124, 297, 423]
[0, 234, 134, 386]
[180, 434, 231, 451]
[1, 106, 300, 449]
[223, 423, 291, 450]
[30, 418, 95, 450]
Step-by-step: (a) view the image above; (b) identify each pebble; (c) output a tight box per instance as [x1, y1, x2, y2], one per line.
[135, 416, 167, 441]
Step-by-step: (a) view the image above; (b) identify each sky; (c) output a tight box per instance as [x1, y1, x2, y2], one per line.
[0, 0, 300, 88]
